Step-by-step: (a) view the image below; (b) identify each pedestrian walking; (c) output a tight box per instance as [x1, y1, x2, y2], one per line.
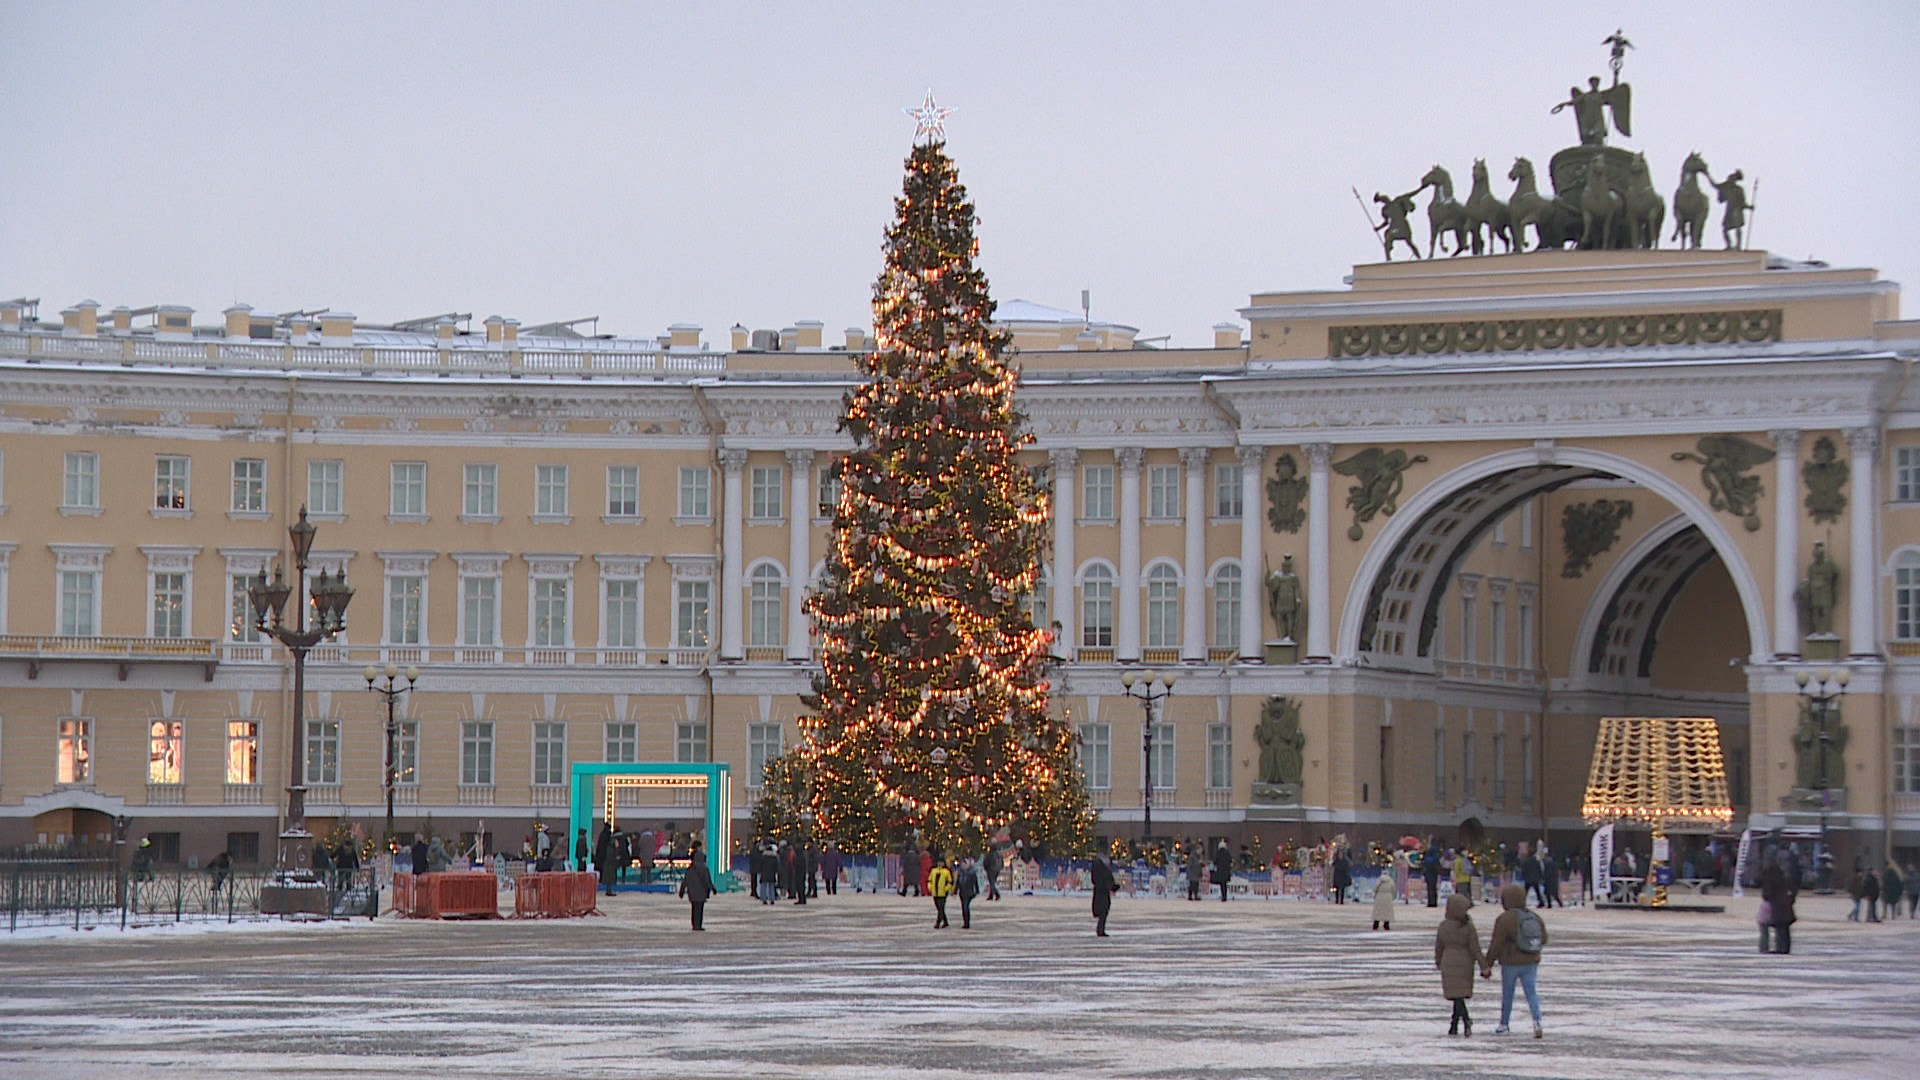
[574, 828, 591, 874]
[410, 834, 429, 876]
[680, 842, 715, 931]
[804, 841, 820, 901]
[898, 842, 920, 897]
[1371, 871, 1397, 930]
[1435, 892, 1482, 1037]
[1422, 841, 1441, 908]
[956, 854, 980, 928]
[919, 848, 934, 899]
[1090, 852, 1117, 937]
[1212, 842, 1233, 902]
[1330, 848, 1352, 905]
[1186, 847, 1205, 901]
[1452, 847, 1474, 901]
[1882, 863, 1903, 921]
[928, 853, 955, 929]
[1542, 845, 1563, 908]
[983, 845, 1003, 901]
[1483, 882, 1548, 1038]
[208, 850, 232, 898]
[1522, 845, 1545, 908]
[1847, 868, 1867, 921]
[820, 842, 841, 896]
[1864, 867, 1883, 922]
[595, 822, 617, 896]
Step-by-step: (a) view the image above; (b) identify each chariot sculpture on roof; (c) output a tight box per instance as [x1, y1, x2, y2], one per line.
[1365, 30, 1755, 258]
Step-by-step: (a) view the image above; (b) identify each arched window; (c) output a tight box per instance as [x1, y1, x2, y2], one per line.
[1895, 550, 1920, 641]
[1145, 564, 1180, 648]
[749, 564, 784, 648]
[1022, 566, 1051, 635]
[1212, 564, 1242, 650]
[1081, 565, 1114, 648]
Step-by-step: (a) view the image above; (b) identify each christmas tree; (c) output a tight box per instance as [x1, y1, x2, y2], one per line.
[786, 108, 1094, 857]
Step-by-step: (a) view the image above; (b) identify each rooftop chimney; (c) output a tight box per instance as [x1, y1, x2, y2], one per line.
[778, 326, 799, 351]
[155, 304, 193, 339]
[1213, 322, 1242, 349]
[319, 311, 355, 341]
[109, 306, 133, 334]
[730, 324, 749, 351]
[61, 300, 101, 337]
[484, 315, 505, 343]
[668, 323, 701, 350]
[224, 303, 255, 340]
[435, 316, 456, 344]
[502, 318, 519, 345]
[794, 320, 824, 349]
[844, 327, 866, 350]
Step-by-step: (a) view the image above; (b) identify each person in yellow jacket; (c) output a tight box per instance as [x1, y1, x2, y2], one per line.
[1452, 848, 1475, 900]
[927, 852, 955, 929]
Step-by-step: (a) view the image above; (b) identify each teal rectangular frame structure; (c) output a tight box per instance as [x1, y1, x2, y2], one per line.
[568, 761, 733, 889]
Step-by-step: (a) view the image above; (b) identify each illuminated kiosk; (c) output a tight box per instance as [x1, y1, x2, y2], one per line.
[566, 762, 733, 891]
[1581, 716, 1733, 909]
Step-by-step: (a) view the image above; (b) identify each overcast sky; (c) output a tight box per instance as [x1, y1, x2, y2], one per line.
[5, 2, 1917, 347]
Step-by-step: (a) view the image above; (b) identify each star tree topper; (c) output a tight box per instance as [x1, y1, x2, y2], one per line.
[904, 89, 955, 144]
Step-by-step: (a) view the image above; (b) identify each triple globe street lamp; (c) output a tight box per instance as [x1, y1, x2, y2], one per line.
[1794, 667, 1849, 888]
[363, 663, 420, 846]
[1119, 669, 1177, 840]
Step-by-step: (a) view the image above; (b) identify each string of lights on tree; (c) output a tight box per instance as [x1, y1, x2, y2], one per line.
[757, 97, 1094, 855]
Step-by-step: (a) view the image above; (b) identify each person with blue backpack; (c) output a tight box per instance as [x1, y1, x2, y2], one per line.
[1481, 882, 1549, 1038]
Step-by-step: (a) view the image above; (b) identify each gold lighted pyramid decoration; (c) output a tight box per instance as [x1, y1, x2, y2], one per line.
[1580, 716, 1733, 831]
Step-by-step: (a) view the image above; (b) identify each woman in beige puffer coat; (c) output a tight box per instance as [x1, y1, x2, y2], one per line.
[1371, 871, 1397, 930]
[1434, 892, 1484, 1036]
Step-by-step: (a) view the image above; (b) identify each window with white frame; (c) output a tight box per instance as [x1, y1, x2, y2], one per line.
[1025, 570, 1050, 639]
[1462, 728, 1476, 793]
[1521, 722, 1535, 802]
[1145, 564, 1180, 648]
[1082, 465, 1114, 520]
[395, 720, 418, 786]
[676, 720, 709, 763]
[151, 572, 187, 638]
[605, 722, 639, 764]
[390, 462, 427, 517]
[535, 464, 569, 518]
[816, 467, 841, 518]
[1520, 500, 1535, 549]
[1492, 730, 1507, 802]
[1081, 565, 1114, 647]
[603, 579, 640, 649]
[231, 458, 266, 514]
[1518, 588, 1537, 668]
[58, 718, 92, 784]
[64, 452, 99, 511]
[1894, 727, 1920, 794]
[678, 466, 711, 519]
[307, 460, 343, 517]
[1895, 552, 1920, 640]
[461, 577, 499, 647]
[1458, 586, 1479, 663]
[747, 722, 783, 787]
[1212, 565, 1242, 650]
[463, 464, 498, 518]
[1490, 584, 1508, 667]
[1898, 446, 1920, 502]
[1214, 463, 1244, 518]
[148, 720, 183, 784]
[60, 569, 98, 636]
[532, 721, 567, 786]
[229, 573, 264, 643]
[749, 565, 784, 648]
[226, 720, 258, 784]
[533, 578, 569, 649]
[1378, 725, 1393, 807]
[387, 575, 424, 645]
[1433, 723, 1447, 802]
[305, 718, 340, 785]
[1149, 722, 1174, 790]
[461, 721, 495, 785]
[606, 465, 639, 518]
[1148, 465, 1180, 519]
[676, 579, 711, 648]
[1079, 722, 1111, 789]
[750, 465, 784, 520]
[1206, 722, 1231, 790]
[155, 456, 190, 511]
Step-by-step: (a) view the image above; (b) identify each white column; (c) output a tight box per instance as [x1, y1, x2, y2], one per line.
[1116, 447, 1143, 662]
[718, 448, 748, 661]
[1237, 444, 1264, 662]
[785, 448, 815, 661]
[1179, 447, 1210, 663]
[1305, 442, 1334, 662]
[1050, 448, 1078, 656]
[1769, 429, 1800, 659]
[1846, 427, 1880, 657]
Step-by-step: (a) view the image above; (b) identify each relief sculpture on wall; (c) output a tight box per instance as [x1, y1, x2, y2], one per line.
[1561, 499, 1635, 578]
[1801, 436, 1848, 524]
[1671, 434, 1774, 531]
[1334, 447, 1428, 540]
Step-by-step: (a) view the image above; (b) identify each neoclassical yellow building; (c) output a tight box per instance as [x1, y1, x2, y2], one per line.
[2, 249, 1917, 869]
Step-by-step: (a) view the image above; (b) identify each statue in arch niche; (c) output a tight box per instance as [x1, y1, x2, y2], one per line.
[1255, 696, 1306, 796]
[1266, 555, 1304, 644]
[1794, 542, 1840, 638]
[1791, 696, 1848, 791]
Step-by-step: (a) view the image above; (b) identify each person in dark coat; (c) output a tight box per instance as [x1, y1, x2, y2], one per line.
[410, 835, 429, 876]
[1330, 849, 1352, 905]
[208, 850, 233, 896]
[983, 845, 1003, 900]
[1211, 842, 1233, 902]
[574, 828, 591, 874]
[1422, 841, 1442, 908]
[1864, 867, 1883, 922]
[680, 842, 715, 930]
[594, 822, 616, 896]
[1090, 853, 1118, 937]
[1435, 892, 1483, 1036]
[1521, 847, 1544, 908]
[803, 842, 819, 902]
[311, 840, 333, 883]
[1542, 847, 1562, 908]
[1186, 847, 1205, 901]
[1760, 855, 1797, 954]
[898, 842, 919, 896]
[820, 842, 841, 896]
[956, 855, 980, 929]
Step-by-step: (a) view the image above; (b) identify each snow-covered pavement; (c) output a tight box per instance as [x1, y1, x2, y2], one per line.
[0, 889, 1913, 1078]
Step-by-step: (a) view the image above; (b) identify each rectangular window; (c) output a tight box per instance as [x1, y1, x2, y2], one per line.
[461, 721, 495, 786]
[1521, 726, 1536, 802]
[605, 722, 639, 764]
[1081, 573, 1114, 648]
[1212, 569, 1241, 650]
[60, 570, 97, 636]
[750, 465, 784, 519]
[1433, 725, 1446, 802]
[1518, 596, 1536, 668]
[1082, 465, 1114, 520]
[307, 460, 343, 516]
[390, 462, 427, 517]
[679, 466, 711, 519]
[1460, 596, 1478, 663]
[148, 720, 183, 784]
[1491, 595, 1508, 667]
[1146, 572, 1179, 648]
[536, 464, 569, 517]
[146, 833, 182, 865]
[749, 569, 783, 648]
[817, 467, 841, 518]
[606, 465, 639, 517]
[1206, 722, 1231, 790]
[1148, 465, 1180, 519]
[1149, 721, 1175, 790]
[395, 720, 418, 787]
[226, 832, 261, 865]
[1897, 561, 1920, 640]
[387, 575, 424, 645]
[64, 452, 99, 509]
[1520, 500, 1535, 549]
[747, 722, 783, 787]
[1462, 730, 1476, 793]
[604, 579, 640, 649]
[305, 718, 340, 786]
[676, 580, 711, 648]
[676, 720, 708, 763]
[1378, 725, 1393, 807]
[58, 718, 92, 784]
[534, 578, 569, 648]
[532, 721, 567, 786]
[155, 455, 190, 510]
[1492, 731, 1507, 802]
[1898, 446, 1920, 502]
[1214, 463, 1244, 518]
[231, 458, 266, 513]
[461, 577, 498, 646]
[1893, 728, 1919, 795]
[230, 574, 263, 643]
[226, 720, 259, 784]
[1079, 722, 1112, 790]
[151, 572, 187, 638]
[464, 464, 497, 517]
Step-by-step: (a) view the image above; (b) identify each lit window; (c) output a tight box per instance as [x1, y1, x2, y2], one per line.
[226, 720, 259, 784]
[155, 456, 190, 511]
[58, 718, 92, 784]
[148, 720, 183, 784]
[231, 458, 266, 513]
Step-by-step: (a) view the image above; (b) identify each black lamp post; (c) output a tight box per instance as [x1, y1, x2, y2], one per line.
[1795, 667, 1849, 889]
[363, 662, 419, 846]
[1120, 669, 1176, 840]
[249, 506, 353, 877]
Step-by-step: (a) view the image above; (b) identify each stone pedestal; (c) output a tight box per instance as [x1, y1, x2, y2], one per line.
[1265, 639, 1299, 665]
[260, 879, 330, 916]
[1803, 634, 1841, 661]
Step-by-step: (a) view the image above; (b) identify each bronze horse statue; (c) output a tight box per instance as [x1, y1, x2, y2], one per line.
[1464, 159, 1513, 255]
[1507, 157, 1567, 251]
[1622, 152, 1666, 249]
[1419, 164, 1472, 258]
[1671, 151, 1710, 249]
[1579, 157, 1621, 249]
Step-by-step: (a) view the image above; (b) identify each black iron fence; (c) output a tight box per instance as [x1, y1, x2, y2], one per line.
[4, 859, 378, 931]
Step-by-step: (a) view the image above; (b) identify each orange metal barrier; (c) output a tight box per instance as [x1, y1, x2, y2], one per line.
[391, 872, 434, 918]
[425, 872, 500, 919]
[512, 872, 599, 918]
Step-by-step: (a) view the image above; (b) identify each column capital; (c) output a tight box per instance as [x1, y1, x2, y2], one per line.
[1115, 446, 1144, 473]
[1179, 446, 1213, 471]
[1844, 427, 1881, 456]
[1236, 444, 1265, 469]
[1303, 442, 1335, 468]
[1768, 428, 1802, 453]
[718, 448, 749, 473]
[785, 447, 817, 470]
[1048, 447, 1080, 471]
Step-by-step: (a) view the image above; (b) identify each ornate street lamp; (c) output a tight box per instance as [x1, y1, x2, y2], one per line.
[249, 506, 353, 878]
[1120, 669, 1176, 840]
[1795, 667, 1849, 889]
[363, 662, 419, 846]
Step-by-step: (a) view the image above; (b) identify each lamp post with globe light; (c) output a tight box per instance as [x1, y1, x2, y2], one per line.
[363, 662, 419, 845]
[1795, 667, 1848, 888]
[1120, 670, 1176, 840]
